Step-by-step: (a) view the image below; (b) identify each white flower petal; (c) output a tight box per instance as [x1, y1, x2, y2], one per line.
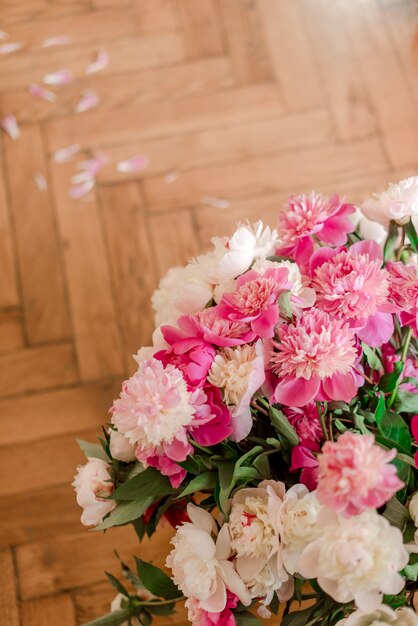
[116, 155, 149, 173]
[0, 41, 23, 54]
[186, 502, 217, 535]
[75, 89, 100, 113]
[218, 560, 252, 606]
[1, 113, 20, 140]
[33, 173, 48, 191]
[52, 144, 80, 163]
[28, 84, 57, 102]
[43, 69, 74, 85]
[69, 179, 95, 199]
[86, 49, 109, 74]
[42, 36, 73, 47]
[200, 195, 230, 209]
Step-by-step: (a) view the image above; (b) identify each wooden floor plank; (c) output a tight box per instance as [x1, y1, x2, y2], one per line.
[22, 593, 77, 626]
[0, 549, 20, 626]
[149, 208, 199, 277]
[99, 183, 156, 373]
[0, 308, 24, 353]
[0, 34, 186, 92]
[49, 161, 124, 381]
[0, 381, 119, 446]
[4, 125, 71, 344]
[259, 0, 324, 110]
[44, 83, 284, 152]
[218, 0, 273, 83]
[135, 0, 179, 33]
[3, 57, 234, 125]
[302, 0, 377, 140]
[0, 144, 19, 309]
[0, 342, 78, 397]
[97, 109, 334, 184]
[142, 137, 389, 211]
[176, 0, 224, 58]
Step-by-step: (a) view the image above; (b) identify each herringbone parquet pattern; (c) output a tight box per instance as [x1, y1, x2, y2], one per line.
[1, 1, 417, 624]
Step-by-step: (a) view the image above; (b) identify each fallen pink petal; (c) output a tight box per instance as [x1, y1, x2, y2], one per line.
[164, 170, 178, 183]
[0, 42, 23, 55]
[52, 144, 80, 163]
[42, 36, 73, 48]
[116, 155, 149, 173]
[76, 153, 109, 177]
[200, 195, 230, 209]
[71, 171, 95, 185]
[75, 89, 100, 113]
[28, 84, 57, 103]
[69, 179, 95, 199]
[43, 69, 74, 86]
[85, 49, 109, 74]
[33, 173, 48, 191]
[1, 114, 20, 140]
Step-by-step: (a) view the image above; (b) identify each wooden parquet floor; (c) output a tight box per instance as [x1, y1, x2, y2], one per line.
[1, 0, 418, 624]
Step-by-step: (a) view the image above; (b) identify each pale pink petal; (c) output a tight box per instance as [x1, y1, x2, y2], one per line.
[42, 36, 73, 48]
[1, 114, 20, 140]
[0, 42, 23, 54]
[357, 311, 394, 347]
[28, 84, 57, 103]
[52, 144, 80, 163]
[33, 173, 48, 191]
[77, 153, 108, 177]
[229, 405, 252, 443]
[69, 179, 95, 199]
[215, 525, 231, 561]
[200, 195, 230, 209]
[186, 502, 217, 535]
[43, 69, 74, 86]
[350, 239, 383, 262]
[71, 171, 95, 185]
[200, 577, 227, 613]
[75, 89, 100, 113]
[116, 155, 149, 173]
[219, 561, 252, 606]
[85, 49, 109, 74]
[164, 170, 178, 183]
[272, 375, 320, 407]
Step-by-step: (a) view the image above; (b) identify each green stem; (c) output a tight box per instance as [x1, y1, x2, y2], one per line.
[189, 440, 212, 454]
[138, 597, 183, 607]
[388, 326, 413, 408]
[396, 226, 406, 261]
[316, 401, 329, 440]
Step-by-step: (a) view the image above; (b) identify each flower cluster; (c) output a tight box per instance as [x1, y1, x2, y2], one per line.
[73, 179, 418, 626]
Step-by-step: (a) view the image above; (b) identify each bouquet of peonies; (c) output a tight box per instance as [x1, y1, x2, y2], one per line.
[74, 178, 418, 626]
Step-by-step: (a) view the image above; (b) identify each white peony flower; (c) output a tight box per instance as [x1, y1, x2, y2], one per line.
[223, 481, 292, 605]
[279, 484, 322, 575]
[132, 327, 168, 365]
[298, 508, 409, 612]
[409, 492, 418, 525]
[362, 177, 418, 226]
[109, 429, 136, 462]
[351, 208, 388, 246]
[207, 340, 265, 441]
[151, 264, 213, 326]
[72, 458, 116, 526]
[336, 605, 418, 626]
[111, 359, 195, 449]
[194, 221, 279, 285]
[166, 503, 251, 612]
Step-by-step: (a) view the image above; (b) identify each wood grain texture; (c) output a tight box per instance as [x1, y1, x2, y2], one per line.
[1, 1, 417, 624]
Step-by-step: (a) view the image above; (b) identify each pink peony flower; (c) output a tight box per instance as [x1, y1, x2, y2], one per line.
[283, 403, 323, 446]
[316, 432, 404, 517]
[217, 268, 291, 339]
[194, 307, 256, 347]
[185, 593, 238, 626]
[311, 240, 394, 347]
[189, 385, 233, 447]
[271, 309, 359, 407]
[290, 445, 319, 491]
[157, 319, 217, 387]
[276, 192, 355, 267]
[387, 261, 418, 338]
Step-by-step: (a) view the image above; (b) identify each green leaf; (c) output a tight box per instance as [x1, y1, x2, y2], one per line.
[403, 560, 418, 581]
[405, 219, 418, 253]
[377, 362, 404, 392]
[270, 406, 299, 446]
[268, 592, 280, 615]
[384, 220, 400, 260]
[281, 605, 318, 626]
[135, 558, 181, 600]
[105, 572, 130, 597]
[253, 452, 270, 479]
[278, 291, 293, 319]
[383, 497, 409, 530]
[383, 594, 407, 609]
[376, 411, 411, 451]
[234, 612, 263, 626]
[77, 438, 109, 462]
[95, 499, 154, 530]
[111, 468, 175, 501]
[266, 255, 295, 263]
[218, 461, 236, 514]
[177, 472, 217, 498]
[82, 609, 132, 626]
[146, 603, 175, 616]
[362, 344, 381, 370]
[138, 609, 152, 626]
[395, 390, 418, 414]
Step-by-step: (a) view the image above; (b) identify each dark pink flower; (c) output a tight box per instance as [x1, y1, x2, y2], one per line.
[186, 592, 239, 626]
[276, 192, 355, 267]
[290, 445, 319, 491]
[271, 309, 360, 407]
[217, 268, 290, 339]
[189, 385, 233, 446]
[283, 403, 323, 446]
[316, 432, 404, 517]
[311, 240, 394, 347]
